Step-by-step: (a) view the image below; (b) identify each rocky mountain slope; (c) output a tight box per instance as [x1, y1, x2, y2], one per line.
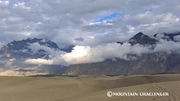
[64, 32, 180, 75]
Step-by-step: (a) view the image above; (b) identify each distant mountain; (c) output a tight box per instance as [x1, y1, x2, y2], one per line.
[0, 38, 60, 60]
[117, 32, 158, 46]
[0, 38, 67, 76]
[64, 32, 180, 75]
[129, 32, 158, 45]
[2, 38, 59, 52]
[64, 53, 180, 75]
[60, 45, 74, 53]
[154, 32, 180, 42]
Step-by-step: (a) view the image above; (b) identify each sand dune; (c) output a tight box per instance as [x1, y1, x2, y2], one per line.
[0, 74, 180, 101]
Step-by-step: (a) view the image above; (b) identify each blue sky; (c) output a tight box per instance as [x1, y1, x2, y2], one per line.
[94, 13, 121, 23]
[94, 8, 153, 24]
[144, 8, 153, 12]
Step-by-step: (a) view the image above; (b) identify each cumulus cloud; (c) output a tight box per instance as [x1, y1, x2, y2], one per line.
[25, 43, 152, 65]
[61, 43, 149, 64]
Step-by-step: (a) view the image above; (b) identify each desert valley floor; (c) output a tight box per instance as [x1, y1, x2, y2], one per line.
[0, 74, 180, 101]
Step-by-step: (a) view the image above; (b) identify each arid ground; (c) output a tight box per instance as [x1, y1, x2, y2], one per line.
[0, 74, 180, 101]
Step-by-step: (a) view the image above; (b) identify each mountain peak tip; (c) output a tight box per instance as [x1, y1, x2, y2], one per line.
[134, 32, 144, 37]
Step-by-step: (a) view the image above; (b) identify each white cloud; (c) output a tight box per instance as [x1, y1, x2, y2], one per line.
[25, 58, 53, 65]
[29, 42, 56, 54]
[61, 43, 151, 64]
[14, 2, 31, 10]
[27, 42, 69, 66]
[61, 40, 180, 64]
[0, 0, 9, 5]
[153, 40, 180, 54]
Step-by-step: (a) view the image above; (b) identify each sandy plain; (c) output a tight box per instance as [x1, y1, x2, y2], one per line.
[0, 74, 180, 101]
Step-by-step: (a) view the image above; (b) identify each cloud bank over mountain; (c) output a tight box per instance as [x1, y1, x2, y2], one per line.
[61, 40, 180, 64]
[21, 34, 180, 65]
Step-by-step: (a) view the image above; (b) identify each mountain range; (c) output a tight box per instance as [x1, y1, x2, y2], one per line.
[0, 32, 180, 76]
[64, 32, 180, 75]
